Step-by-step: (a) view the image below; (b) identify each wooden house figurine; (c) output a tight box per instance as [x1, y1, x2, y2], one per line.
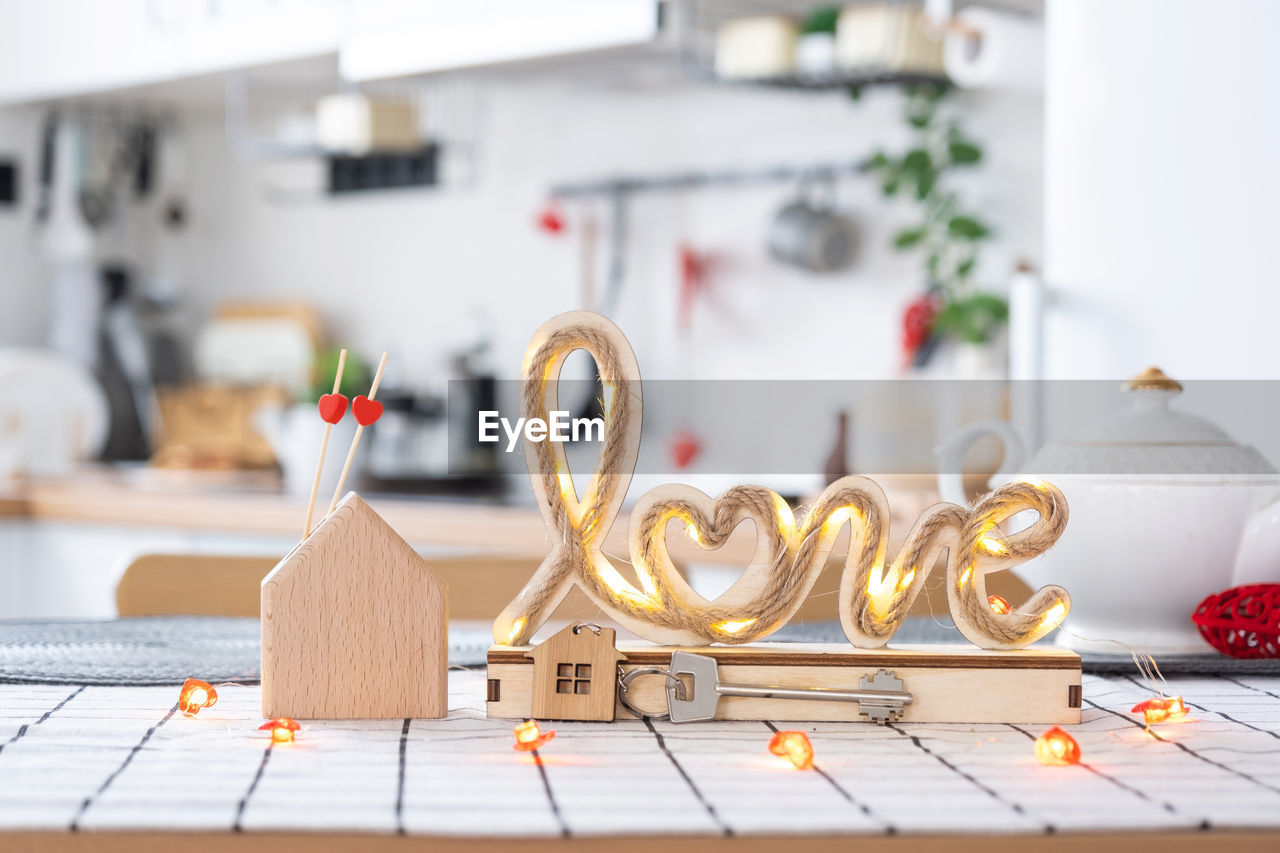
[261, 492, 448, 719]
[526, 624, 625, 721]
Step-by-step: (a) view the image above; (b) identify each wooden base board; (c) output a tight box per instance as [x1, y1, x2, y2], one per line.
[487, 643, 1082, 725]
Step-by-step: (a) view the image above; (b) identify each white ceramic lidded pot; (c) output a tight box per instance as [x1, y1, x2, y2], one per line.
[936, 368, 1280, 653]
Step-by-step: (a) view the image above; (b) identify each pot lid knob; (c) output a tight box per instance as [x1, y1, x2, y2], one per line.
[1123, 366, 1183, 393]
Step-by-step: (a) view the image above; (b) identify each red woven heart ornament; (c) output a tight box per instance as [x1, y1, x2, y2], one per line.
[1192, 583, 1280, 658]
[352, 395, 383, 427]
[317, 393, 348, 424]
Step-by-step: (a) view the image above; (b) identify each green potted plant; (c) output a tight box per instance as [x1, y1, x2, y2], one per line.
[796, 6, 840, 77]
[867, 82, 1009, 370]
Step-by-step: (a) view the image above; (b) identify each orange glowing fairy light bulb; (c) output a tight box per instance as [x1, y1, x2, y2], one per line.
[259, 717, 301, 744]
[513, 720, 556, 752]
[768, 731, 815, 770]
[1034, 726, 1081, 766]
[1131, 696, 1191, 725]
[987, 595, 1011, 615]
[178, 678, 218, 717]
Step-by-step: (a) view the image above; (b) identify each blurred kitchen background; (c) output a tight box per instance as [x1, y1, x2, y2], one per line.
[0, 0, 1276, 621]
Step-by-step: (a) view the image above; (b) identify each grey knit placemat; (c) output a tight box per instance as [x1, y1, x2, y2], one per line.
[0, 617, 260, 685]
[773, 618, 1280, 675]
[0, 617, 492, 685]
[4, 617, 1274, 685]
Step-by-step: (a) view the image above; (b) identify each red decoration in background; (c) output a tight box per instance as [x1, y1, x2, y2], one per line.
[671, 429, 702, 470]
[678, 244, 711, 330]
[352, 395, 384, 426]
[318, 393, 349, 424]
[768, 731, 815, 770]
[901, 293, 938, 364]
[536, 201, 567, 235]
[1192, 583, 1280, 659]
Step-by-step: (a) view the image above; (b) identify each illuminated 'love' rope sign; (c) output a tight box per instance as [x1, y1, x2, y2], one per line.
[492, 311, 1070, 651]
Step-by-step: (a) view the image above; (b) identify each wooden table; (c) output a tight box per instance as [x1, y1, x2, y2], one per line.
[0, 471, 559, 558]
[0, 469, 945, 562]
[3, 670, 1280, 851]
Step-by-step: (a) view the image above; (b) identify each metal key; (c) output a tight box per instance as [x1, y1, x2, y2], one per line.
[664, 651, 912, 724]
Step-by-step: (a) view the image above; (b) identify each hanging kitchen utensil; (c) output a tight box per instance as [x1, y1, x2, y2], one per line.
[823, 410, 851, 485]
[77, 116, 115, 230]
[768, 173, 859, 273]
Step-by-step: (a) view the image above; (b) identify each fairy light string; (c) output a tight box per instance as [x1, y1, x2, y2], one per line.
[1054, 625, 1192, 725]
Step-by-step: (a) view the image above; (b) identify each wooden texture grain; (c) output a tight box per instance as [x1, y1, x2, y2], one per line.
[526, 624, 626, 721]
[261, 493, 448, 719]
[488, 642, 1081, 724]
[116, 554, 278, 617]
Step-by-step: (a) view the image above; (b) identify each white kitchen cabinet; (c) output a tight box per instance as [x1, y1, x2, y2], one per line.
[0, 0, 341, 104]
[338, 0, 659, 80]
[0, 519, 299, 619]
[0, 0, 660, 103]
[0, 521, 23, 620]
[1, 520, 193, 619]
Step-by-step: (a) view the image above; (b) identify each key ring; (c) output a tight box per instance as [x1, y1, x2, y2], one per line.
[617, 666, 686, 721]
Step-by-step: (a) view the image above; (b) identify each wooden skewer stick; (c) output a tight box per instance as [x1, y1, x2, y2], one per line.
[303, 348, 347, 539]
[327, 351, 388, 514]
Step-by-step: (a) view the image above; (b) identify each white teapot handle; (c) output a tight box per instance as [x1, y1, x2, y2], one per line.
[1232, 492, 1280, 585]
[934, 420, 1028, 506]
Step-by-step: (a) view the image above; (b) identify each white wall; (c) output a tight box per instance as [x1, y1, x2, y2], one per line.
[1044, 0, 1280, 381]
[0, 67, 1043, 489]
[176, 74, 1043, 387]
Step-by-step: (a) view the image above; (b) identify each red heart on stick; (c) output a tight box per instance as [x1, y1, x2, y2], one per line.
[352, 395, 383, 427]
[317, 393, 348, 424]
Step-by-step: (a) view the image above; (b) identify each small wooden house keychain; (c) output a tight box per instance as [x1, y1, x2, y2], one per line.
[523, 623, 625, 722]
